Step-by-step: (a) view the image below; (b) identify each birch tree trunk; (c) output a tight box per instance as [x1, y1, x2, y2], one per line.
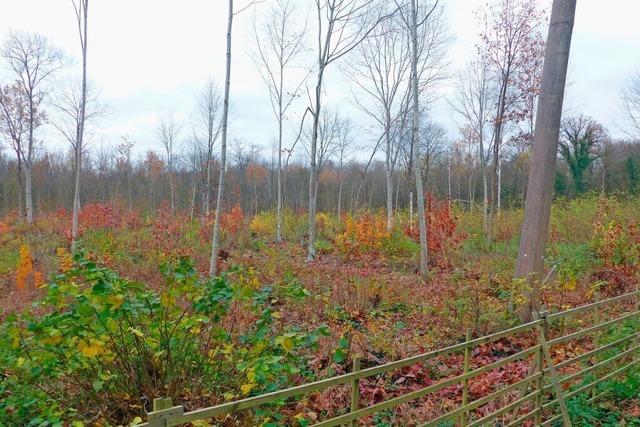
[515, 0, 576, 320]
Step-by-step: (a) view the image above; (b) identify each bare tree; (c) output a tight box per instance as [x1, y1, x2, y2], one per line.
[157, 114, 182, 213]
[477, 0, 546, 234]
[195, 79, 222, 217]
[347, 6, 410, 229]
[252, 0, 307, 242]
[51, 82, 102, 224]
[393, 0, 443, 279]
[1, 31, 62, 224]
[451, 58, 495, 231]
[335, 116, 353, 220]
[210, 0, 261, 276]
[622, 70, 640, 138]
[116, 136, 135, 210]
[306, 0, 391, 261]
[515, 0, 576, 321]
[68, 0, 89, 243]
[0, 82, 32, 219]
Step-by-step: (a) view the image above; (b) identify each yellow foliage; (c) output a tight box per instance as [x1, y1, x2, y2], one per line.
[249, 214, 273, 237]
[16, 245, 34, 290]
[240, 383, 256, 395]
[78, 338, 106, 358]
[57, 247, 74, 273]
[335, 214, 389, 255]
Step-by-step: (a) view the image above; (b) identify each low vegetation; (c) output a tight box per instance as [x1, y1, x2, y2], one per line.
[1, 194, 640, 425]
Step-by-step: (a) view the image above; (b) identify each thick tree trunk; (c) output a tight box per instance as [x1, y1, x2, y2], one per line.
[210, 0, 233, 276]
[515, 0, 576, 320]
[410, 0, 429, 279]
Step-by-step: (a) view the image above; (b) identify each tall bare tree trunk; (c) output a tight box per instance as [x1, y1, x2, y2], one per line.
[276, 87, 283, 242]
[515, 0, 576, 320]
[24, 161, 33, 224]
[307, 66, 323, 262]
[210, 0, 233, 276]
[410, 0, 429, 279]
[169, 173, 175, 213]
[72, 0, 89, 245]
[385, 123, 393, 230]
[190, 176, 196, 220]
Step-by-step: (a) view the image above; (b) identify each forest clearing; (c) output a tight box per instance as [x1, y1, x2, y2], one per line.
[2, 195, 640, 425]
[2, 0, 640, 425]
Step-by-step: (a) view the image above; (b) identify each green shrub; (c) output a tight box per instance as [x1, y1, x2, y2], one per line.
[0, 249, 327, 425]
[382, 231, 419, 258]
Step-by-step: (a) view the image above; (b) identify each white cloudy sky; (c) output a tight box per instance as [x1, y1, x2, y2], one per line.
[1, 0, 639, 162]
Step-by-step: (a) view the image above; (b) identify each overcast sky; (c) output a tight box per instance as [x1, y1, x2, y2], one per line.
[1, 0, 639, 162]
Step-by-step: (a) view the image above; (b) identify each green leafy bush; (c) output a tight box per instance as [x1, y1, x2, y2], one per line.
[0, 249, 327, 425]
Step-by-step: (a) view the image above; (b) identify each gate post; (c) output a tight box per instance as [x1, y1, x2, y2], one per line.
[538, 312, 571, 426]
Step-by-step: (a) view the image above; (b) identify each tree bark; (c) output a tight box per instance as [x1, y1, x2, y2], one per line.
[515, 0, 576, 320]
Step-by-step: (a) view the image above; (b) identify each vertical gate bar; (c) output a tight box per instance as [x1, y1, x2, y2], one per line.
[461, 329, 472, 426]
[536, 341, 543, 425]
[350, 356, 361, 427]
[538, 313, 571, 426]
[592, 291, 600, 400]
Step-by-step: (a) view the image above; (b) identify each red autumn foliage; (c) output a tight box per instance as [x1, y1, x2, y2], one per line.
[79, 203, 121, 230]
[404, 194, 466, 267]
[221, 203, 244, 238]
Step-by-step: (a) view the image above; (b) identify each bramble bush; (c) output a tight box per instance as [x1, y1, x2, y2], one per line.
[0, 248, 328, 425]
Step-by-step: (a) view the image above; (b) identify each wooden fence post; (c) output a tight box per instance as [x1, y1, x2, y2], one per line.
[147, 397, 184, 427]
[538, 312, 572, 426]
[460, 329, 471, 427]
[350, 356, 361, 427]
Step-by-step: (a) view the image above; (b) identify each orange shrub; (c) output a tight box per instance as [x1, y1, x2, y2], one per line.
[15, 244, 43, 290]
[221, 204, 244, 237]
[335, 214, 389, 256]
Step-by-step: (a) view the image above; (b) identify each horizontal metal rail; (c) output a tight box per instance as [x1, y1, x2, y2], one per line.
[311, 346, 538, 427]
[547, 290, 639, 321]
[420, 372, 542, 427]
[141, 291, 640, 427]
[548, 311, 638, 346]
[542, 358, 640, 412]
[542, 344, 640, 394]
[161, 320, 543, 425]
[467, 390, 541, 427]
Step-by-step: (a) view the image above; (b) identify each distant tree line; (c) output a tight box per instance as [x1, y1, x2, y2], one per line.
[0, 126, 638, 218]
